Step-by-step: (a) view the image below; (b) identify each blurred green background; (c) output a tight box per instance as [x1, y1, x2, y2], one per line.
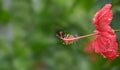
[0, 0, 120, 70]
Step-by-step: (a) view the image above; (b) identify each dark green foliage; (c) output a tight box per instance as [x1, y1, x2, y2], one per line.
[0, 1, 9, 23]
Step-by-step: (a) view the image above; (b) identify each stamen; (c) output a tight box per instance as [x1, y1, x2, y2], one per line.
[56, 32, 96, 45]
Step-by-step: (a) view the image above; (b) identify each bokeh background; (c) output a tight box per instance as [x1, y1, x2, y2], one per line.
[0, 0, 120, 70]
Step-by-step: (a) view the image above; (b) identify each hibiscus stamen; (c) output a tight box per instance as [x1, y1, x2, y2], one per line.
[56, 32, 96, 45]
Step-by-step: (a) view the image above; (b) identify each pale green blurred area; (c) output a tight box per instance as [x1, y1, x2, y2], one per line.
[0, 0, 120, 70]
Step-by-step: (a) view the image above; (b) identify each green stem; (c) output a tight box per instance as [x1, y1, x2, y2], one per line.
[114, 30, 120, 32]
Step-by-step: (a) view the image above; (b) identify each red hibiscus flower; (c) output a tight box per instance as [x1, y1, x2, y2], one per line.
[57, 3, 119, 60]
[92, 4, 119, 60]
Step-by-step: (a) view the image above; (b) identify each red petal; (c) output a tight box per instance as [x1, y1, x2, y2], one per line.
[93, 4, 112, 30]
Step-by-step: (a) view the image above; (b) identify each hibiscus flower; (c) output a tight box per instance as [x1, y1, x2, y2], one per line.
[92, 4, 119, 60]
[57, 4, 119, 60]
